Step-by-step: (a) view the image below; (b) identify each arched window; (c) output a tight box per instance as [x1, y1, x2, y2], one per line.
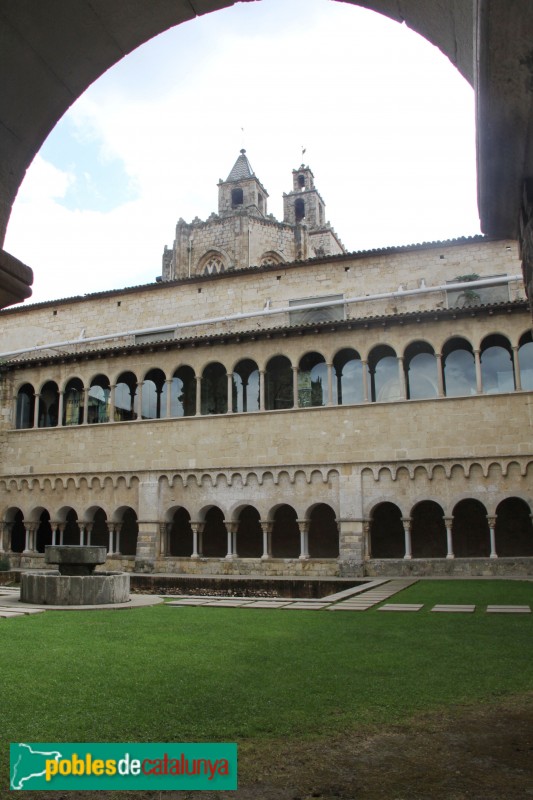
[170, 366, 196, 417]
[142, 368, 167, 420]
[8, 509, 25, 553]
[404, 342, 438, 400]
[63, 508, 80, 545]
[89, 375, 111, 423]
[518, 331, 533, 390]
[91, 508, 109, 549]
[298, 352, 327, 407]
[201, 362, 227, 415]
[368, 346, 400, 402]
[168, 508, 193, 557]
[271, 505, 299, 558]
[370, 503, 404, 558]
[202, 253, 226, 275]
[233, 360, 259, 413]
[231, 188, 243, 207]
[265, 356, 293, 410]
[15, 384, 34, 429]
[118, 508, 138, 556]
[480, 334, 514, 394]
[295, 198, 305, 222]
[114, 372, 137, 422]
[308, 504, 338, 558]
[333, 349, 365, 405]
[495, 498, 533, 556]
[38, 381, 59, 428]
[452, 499, 489, 557]
[36, 509, 53, 553]
[63, 378, 84, 426]
[236, 506, 262, 557]
[442, 338, 476, 397]
[202, 507, 226, 557]
[410, 501, 446, 557]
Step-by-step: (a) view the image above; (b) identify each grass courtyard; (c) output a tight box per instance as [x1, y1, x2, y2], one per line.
[2, 579, 533, 798]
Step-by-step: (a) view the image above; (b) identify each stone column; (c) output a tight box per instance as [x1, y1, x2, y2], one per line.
[51, 522, 58, 546]
[190, 522, 203, 558]
[435, 353, 445, 397]
[58, 524, 64, 546]
[225, 522, 237, 559]
[85, 523, 93, 546]
[361, 361, 369, 403]
[79, 525, 85, 546]
[82, 387, 89, 425]
[292, 365, 299, 408]
[226, 373, 234, 414]
[108, 525, 115, 555]
[259, 370, 265, 411]
[474, 349, 483, 394]
[33, 394, 40, 428]
[114, 524, 122, 556]
[260, 521, 272, 560]
[0, 522, 6, 554]
[165, 378, 173, 417]
[326, 362, 333, 406]
[159, 523, 168, 556]
[363, 520, 371, 559]
[109, 383, 116, 423]
[512, 346, 522, 390]
[487, 515, 498, 559]
[444, 517, 454, 559]
[195, 375, 202, 416]
[402, 518, 412, 560]
[23, 524, 34, 553]
[298, 520, 309, 560]
[136, 381, 143, 420]
[57, 391, 64, 427]
[398, 356, 407, 400]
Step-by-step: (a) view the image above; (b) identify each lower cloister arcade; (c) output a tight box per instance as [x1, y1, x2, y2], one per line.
[369, 497, 533, 560]
[162, 502, 339, 561]
[2, 506, 139, 556]
[13, 330, 533, 429]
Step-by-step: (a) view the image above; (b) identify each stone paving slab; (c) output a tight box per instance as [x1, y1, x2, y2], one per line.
[166, 599, 212, 606]
[244, 600, 293, 608]
[378, 604, 424, 612]
[0, 610, 30, 617]
[281, 602, 330, 610]
[202, 599, 254, 607]
[432, 605, 476, 613]
[486, 605, 531, 613]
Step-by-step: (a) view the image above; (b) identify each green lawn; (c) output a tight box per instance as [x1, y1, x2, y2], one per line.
[2, 580, 533, 791]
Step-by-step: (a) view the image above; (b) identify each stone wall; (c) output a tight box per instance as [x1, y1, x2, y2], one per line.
[0, 238, 521, 357]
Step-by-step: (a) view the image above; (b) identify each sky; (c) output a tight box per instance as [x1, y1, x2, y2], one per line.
[4, 0, 480, 306]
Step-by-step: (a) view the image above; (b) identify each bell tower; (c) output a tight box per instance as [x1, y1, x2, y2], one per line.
[283, 164, 326, 228]
[217, 149, 269, 217]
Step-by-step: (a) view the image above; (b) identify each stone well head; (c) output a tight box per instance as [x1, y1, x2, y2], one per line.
[45, 545, 107, 575]
[20, 545, 130, 605]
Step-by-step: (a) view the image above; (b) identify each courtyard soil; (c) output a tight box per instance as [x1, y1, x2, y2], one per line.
[21, 693, 533, 800]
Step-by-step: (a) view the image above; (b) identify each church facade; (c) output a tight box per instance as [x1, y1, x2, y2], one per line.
[0, 153, 532, 578]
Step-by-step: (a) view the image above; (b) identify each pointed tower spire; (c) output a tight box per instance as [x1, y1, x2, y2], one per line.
[218, 150, 269, 217]
[226, 149, 254, 182]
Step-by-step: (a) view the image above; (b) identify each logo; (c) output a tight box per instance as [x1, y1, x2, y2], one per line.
[10, 742, 237, 791]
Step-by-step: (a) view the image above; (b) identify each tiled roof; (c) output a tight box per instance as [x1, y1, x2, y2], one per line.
[226, 149, 254, 182]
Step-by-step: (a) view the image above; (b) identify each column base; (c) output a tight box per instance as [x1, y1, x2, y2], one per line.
[446, 554, 455, 560]
[403, 555, 412, 560]
[299, 554, 310, 560]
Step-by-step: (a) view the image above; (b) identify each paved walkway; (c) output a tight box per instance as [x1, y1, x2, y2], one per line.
[1, 580, 531, 616]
